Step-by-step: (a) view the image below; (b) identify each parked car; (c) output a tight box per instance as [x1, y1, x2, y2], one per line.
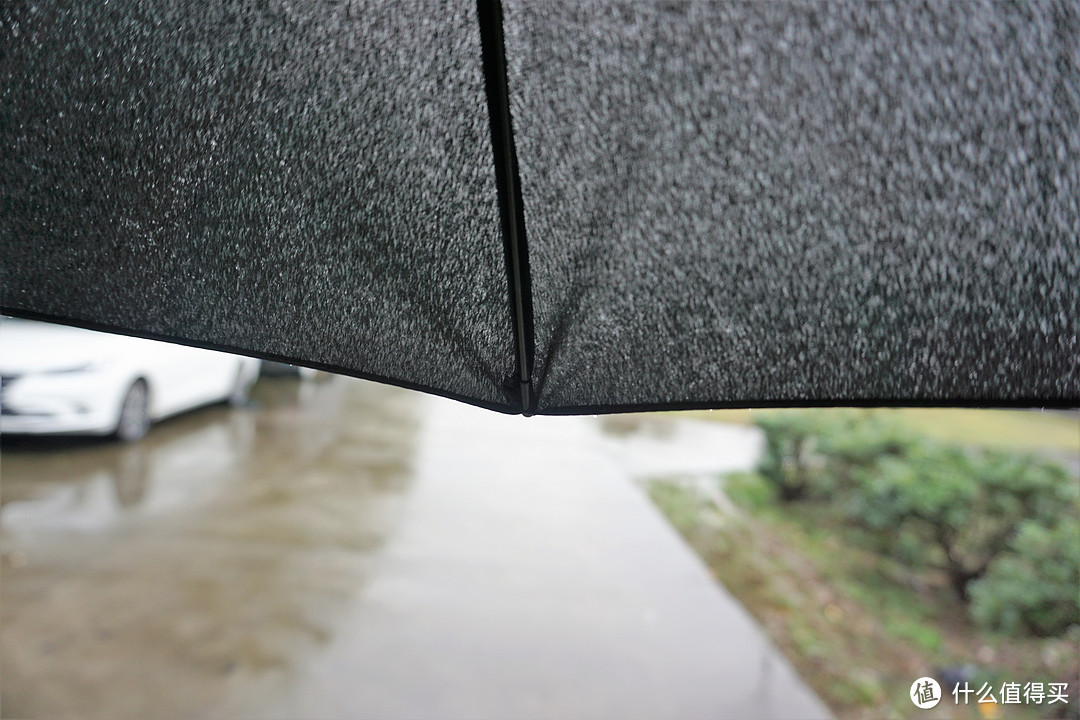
[0, 317, 260, 441]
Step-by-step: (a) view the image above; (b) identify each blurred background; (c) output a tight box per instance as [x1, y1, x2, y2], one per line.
[1, 318, 1077, 720]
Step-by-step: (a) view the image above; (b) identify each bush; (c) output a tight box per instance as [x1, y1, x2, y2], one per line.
[754, 412, 831, 502]
[969, 514, 1080, 637]
[754, 410, 919, 503]
[750, 410, 1078, 635]
[817, 412, 920, 479]
[845, 444, 1075, 602]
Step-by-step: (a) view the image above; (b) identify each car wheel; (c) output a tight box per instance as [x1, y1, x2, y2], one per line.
[115, 380, 150, 443]
[228, 366, 251, 407]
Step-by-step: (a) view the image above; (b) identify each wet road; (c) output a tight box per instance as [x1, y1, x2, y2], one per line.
[1, 376, 829, 719]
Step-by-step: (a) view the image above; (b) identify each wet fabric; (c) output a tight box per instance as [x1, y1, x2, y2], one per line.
[1, 1, 517, 412]
[3, 1, 1078, 414]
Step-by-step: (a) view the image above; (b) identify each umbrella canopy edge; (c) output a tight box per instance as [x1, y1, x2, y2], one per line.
[0, 306, 522, 415]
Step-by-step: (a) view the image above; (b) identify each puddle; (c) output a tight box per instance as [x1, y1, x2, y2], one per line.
[1, 376, 420, 720]
[2, 382, 776, 720]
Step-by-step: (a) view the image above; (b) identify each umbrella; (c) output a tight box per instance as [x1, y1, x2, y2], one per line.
[2, 0, 1077, 415]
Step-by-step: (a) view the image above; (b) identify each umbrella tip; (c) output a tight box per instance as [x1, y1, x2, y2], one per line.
[520, 379, 534, 417]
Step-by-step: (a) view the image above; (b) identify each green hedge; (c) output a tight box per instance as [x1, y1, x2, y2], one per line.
[751, 411, 1079, 636]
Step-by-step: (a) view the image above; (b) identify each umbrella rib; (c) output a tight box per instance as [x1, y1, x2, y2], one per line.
[478, 0, 536, 416]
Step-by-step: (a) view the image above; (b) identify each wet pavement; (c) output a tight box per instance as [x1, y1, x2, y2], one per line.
[1, 376, 830, 720]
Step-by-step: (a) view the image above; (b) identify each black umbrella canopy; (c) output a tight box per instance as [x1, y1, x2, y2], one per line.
[3, 1, 1078, 415]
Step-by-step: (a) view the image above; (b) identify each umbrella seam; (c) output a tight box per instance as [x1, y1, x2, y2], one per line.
[477, 0, 536, 416]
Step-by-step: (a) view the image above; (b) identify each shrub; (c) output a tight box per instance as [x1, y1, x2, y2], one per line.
[845, 444, 1074, 602]
[817, 412, 920, 483]
[969, 514, 1080, 637]
[754, 410, 920, 503]
[754, 412, 831, 502]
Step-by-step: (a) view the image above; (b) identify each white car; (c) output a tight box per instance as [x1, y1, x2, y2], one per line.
[0, 317, 260, 441]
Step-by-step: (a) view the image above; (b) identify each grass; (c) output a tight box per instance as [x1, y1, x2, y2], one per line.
[646, 475, 1078, 720]
[679, 408, 1079, 453]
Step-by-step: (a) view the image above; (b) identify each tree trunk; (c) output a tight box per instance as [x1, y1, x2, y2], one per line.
[947, 565, 981, 602]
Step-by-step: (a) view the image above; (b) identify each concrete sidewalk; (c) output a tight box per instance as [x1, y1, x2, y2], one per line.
[255, 398, 832, 720]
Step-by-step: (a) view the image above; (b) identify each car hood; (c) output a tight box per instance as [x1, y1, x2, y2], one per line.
[0, 318, 126, 375]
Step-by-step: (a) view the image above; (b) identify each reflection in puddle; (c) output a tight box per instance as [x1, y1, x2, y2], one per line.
[1, 377, 420, 720]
